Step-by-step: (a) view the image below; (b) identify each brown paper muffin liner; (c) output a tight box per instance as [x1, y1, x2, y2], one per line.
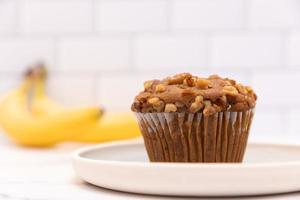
[135, 109, 254, 163]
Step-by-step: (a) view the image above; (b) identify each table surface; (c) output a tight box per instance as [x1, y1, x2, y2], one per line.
[0, 135, 300, 200]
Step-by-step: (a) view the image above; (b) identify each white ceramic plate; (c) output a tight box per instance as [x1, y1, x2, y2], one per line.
[72, 138, 300, 197]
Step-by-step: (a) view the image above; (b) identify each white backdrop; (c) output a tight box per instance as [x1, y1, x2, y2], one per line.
[0, 0, 300, 142]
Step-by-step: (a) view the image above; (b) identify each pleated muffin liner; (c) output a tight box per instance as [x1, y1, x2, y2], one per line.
[135, 109, 254, 163]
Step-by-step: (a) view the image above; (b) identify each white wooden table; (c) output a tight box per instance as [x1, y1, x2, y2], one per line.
[0, 134, 299, 200]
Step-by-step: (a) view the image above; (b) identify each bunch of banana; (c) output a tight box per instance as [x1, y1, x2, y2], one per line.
[0, 65, 140, 147]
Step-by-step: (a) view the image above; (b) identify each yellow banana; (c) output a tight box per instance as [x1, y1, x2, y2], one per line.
[0, 78, 101, 147]
[69, 112, 141, 143]
[31, 66, 141, 143]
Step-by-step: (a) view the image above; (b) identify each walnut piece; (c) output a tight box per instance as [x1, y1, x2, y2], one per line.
[155, 84, 166, 93]
[224, 80, 232, 86]
[245, 86, 253, 93]
[165, 103, 177, 112]
[166, 73, 192, 85]
[183, 76, 195, 87]
[223, 86, 238, 96]
[220, 95, 227, 103]
[195, 95, 203, 103]
[236, 84, 248, 94]
[148, 97, 161, 107]
[203, 100, 212, 115]
[208, 74, 221, 79]
[189, 95, 204, 112]
[195, 78, 210, 89]
[144, 81, 153, 90]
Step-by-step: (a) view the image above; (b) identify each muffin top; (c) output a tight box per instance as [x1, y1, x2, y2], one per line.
[131, 73, 257, 115]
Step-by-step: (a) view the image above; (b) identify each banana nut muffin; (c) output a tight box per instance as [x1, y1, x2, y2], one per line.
[132, 73, 257, 163]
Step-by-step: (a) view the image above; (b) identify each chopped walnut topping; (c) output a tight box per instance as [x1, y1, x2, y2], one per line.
[204, 100, 211, 106]
[153, 102, 164, 112]
[190, 96, 204, 113]
[155, 84, 166, 93]
[208, 74, 221, 79]
[223, 86, 238, 96]
[183, 76, 195, 87]
[166, 73, 192, 85]
[132, 73, 257, 115]
[195, 95, 203, 103]
[148, 97, 161, 107]
[165, 103, 177, 112]
[190, 102, 201, 112]
[225, 78, 236, 85]
[224, 80, 232, 86]
[203, 100, 212, 115]
[236, 84, 248, 94]
[220, 95, 227, 102]
[195, 78, 210, 89]
[245, 86, 253, 93]
[144, 80, 153, 90]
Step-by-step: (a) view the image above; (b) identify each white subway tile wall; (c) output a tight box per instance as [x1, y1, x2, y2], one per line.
[135, 34, 207, 69]
[0, 38, 55, 71]
[97, 74, 146, 111]
[211, 33, 283, 68]
[1, 0, 300, 140]
[249, 0, 300, 29]
[48, 73, 98, 107]
[58, 37, 131, 71]
[287, 33, 300, 66]
[0, 0, 16, 33]
[96, 0, 168, 32]
[20, 0, 93, 34]
[172, 0, 244, 30]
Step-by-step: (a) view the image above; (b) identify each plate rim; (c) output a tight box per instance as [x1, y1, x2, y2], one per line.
[72, 138, 300, 168]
